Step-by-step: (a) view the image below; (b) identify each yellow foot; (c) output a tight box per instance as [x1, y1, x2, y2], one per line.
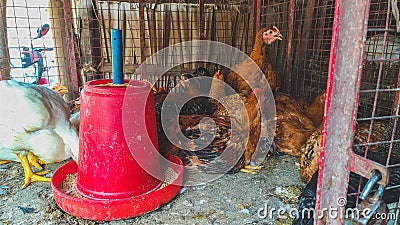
[17, 153, 51, 188]
[240, 165, 263, 175]
[0, 160, 12, 165]
[27, 152, 47, 170]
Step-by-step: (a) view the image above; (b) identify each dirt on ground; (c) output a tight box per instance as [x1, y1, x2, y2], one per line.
[0, 155, 305, 225]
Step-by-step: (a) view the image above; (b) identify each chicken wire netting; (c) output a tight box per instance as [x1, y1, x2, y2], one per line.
[351, 0, 400, 222]
[1, 0, 80, 99]
[1, 0, 61, 85]
[260, 0, 335, 104]
[1, 0, 257, 97]
[261, 0, 400, 116]
[71, 0, 256, 90]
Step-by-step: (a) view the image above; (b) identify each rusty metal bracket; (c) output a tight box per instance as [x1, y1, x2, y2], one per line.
[348, 152, 390, 186]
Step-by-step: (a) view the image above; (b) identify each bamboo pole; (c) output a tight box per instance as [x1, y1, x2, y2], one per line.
[0, 0, 10, 80]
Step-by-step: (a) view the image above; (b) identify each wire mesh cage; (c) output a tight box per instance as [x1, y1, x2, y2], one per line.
[1, 0, 258, 98]
[1, 0, 80, 99]
[71, 0, 258, 91]
[1, 0, 400, 223]
[350, 0, 400, 223]
[260, 0, 335, 103]
[261, 0, 400, 224]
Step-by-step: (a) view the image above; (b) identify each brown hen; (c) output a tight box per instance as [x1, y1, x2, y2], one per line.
[273, 92, 317, 157]
[299, 120, 390, 183]
[298, 126, 323, 183]
[304, 91, 327, 127]
[223, 26, 283, 96]
[164, 89, 269, 175]
[154, 71, 216, 154]
[165, 115, 245, 175]
[210, 70, 270, 167]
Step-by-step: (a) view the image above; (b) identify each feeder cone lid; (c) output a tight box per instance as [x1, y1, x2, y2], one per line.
[51, 156, 183, 221]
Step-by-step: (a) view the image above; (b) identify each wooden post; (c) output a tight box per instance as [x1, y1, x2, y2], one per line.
[49, 0, 75, 100]
[63, 0, 79, 98]
[0, 0, 10, 80]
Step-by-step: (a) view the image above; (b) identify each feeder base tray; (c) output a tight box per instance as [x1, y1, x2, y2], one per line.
[51, 157, 183, 221]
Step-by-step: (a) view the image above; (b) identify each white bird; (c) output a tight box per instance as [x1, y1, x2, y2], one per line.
[364, 33, 400, 62]
[0, 80, 79, 188]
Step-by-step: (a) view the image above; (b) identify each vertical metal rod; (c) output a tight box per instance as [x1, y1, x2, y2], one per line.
[63, 0, 79, 98]
[362, 0, 388, 157]
[198, 0, 205, 68]
[199, 4, 205, 38]
[286, 0, 295, 94]
[111, 29, 123, 84]
[316, 0, 369, 224]
[393, 68, 400, 116]
[139, 0, 146, 78]
[253, 0, 261, 38]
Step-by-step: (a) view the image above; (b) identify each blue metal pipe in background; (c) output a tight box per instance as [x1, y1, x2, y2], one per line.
[111, 29, 123, 84]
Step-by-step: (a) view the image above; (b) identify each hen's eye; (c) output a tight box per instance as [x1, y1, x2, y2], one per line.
[268, 30, 273, 34]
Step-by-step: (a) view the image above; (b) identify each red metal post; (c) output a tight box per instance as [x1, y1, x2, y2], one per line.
[316, 0, 369, 224]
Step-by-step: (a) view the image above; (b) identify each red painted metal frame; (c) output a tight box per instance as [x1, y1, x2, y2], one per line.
[316, 0, 393, 224]
[316, 0, 368, 224]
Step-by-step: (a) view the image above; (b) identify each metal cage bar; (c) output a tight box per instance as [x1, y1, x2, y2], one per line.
[315, 1, 368, 223]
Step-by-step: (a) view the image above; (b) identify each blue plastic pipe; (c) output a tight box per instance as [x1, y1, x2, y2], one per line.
[111, 29, 123, 84]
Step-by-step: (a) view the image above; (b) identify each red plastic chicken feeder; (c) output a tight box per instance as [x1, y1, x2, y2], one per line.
[51, 79, 183, 221]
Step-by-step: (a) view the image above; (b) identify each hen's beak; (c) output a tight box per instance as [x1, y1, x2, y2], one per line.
[276, 33, 283, 41]
[58, 85, 69, 93]
[179, 75, 188, 88]
[271, 25, 283, 41]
